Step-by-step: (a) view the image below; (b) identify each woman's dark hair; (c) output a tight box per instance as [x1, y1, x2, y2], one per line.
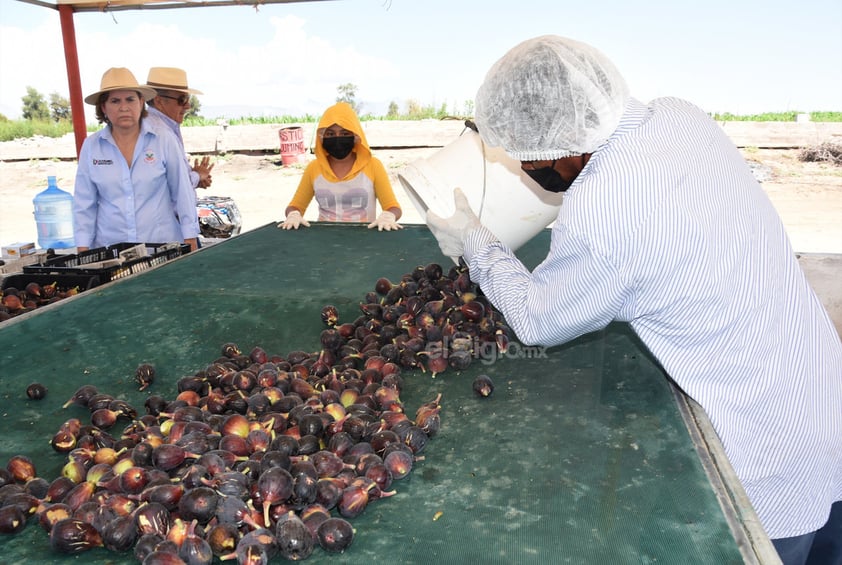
[94, 91, 149, 124]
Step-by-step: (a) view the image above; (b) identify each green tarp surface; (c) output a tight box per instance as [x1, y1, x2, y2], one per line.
[0, 224, 744, 564]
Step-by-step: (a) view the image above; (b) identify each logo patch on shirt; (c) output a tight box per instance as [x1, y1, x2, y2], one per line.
[93, 159, 113, 165]
[144, 150, 156, 163]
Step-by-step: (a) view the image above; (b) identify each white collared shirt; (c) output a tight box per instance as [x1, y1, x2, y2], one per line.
[465, 97, 842, 539]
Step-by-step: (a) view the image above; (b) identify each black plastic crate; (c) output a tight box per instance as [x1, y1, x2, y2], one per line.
[36, 246, 112, 268]
[1, 273, 101, 323]
[22, 242, 190, 283]
[2, 273, 101, 292]
[115, 242, 190, 268]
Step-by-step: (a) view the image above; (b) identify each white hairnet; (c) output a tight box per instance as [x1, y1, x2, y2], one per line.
[475, 35, 629, 161]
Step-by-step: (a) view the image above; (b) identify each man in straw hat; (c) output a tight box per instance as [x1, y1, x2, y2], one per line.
[426, 35, 841, 564]
[145, 67, 214, 190]
[73, 67, 199, 252]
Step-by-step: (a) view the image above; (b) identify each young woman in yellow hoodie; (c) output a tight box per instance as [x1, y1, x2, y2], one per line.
[277, 102, 403, 231]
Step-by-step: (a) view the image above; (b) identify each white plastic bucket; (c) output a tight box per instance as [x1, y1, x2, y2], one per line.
[397, 129, 564, 252]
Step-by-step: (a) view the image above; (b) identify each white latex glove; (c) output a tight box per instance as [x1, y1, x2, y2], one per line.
[425, 187, 482, 259]
[367, 211, 403, 231]
[277, 210, 310, 230]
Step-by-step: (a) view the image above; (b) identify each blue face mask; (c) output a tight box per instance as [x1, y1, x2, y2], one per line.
[322, 135, 355, 159]
[523, 161, 573, 193]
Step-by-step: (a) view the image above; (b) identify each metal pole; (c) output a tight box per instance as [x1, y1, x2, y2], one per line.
[58, 4, 86, 159]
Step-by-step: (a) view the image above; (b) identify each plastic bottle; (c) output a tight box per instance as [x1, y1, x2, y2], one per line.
[33, 176, 75, 249]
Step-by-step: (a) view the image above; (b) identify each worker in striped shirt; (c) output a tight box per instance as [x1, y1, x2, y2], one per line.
[427, 35, 841, 565]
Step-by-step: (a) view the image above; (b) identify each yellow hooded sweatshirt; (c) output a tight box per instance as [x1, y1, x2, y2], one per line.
[286, 102, 400, 222]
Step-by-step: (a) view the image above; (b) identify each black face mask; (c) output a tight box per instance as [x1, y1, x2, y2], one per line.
[322, 135, 355, 159]
[524, 161, 573, 193]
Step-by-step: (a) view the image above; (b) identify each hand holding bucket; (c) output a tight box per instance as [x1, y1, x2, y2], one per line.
[397, 129, 565, 253]
[426, 188, 482, 261]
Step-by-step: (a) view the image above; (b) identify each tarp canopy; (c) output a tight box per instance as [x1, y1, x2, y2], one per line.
[26, 0, 330, 12]
[14, 0, 334, 156]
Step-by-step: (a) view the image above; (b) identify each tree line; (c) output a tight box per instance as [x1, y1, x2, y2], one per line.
[1, 86, 202, 123]
[3, 82, 476, 126]
[20, 87, 72, 122]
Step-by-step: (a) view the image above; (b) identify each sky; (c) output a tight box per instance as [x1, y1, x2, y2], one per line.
[0, 0, 840, 122]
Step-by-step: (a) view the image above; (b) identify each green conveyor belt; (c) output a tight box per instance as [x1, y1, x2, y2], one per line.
[0, 224, 749, 564]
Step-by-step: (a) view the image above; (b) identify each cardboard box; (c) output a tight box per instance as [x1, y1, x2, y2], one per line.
[0, 251, 50, 276]
[117, 243, 147, 262]
[1, 242, 36, 259]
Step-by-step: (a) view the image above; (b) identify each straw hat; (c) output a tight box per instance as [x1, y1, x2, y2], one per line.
[145, 67, 203, 95]
[84, 67, 157, 105]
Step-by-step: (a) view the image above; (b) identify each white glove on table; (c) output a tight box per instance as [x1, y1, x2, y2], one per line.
[367, 211, 403, 231]
[277, 210, 310, 230]
[425, 188, 482, 259]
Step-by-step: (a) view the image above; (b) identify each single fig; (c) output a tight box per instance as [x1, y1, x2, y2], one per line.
[49, 518, 104, 553]
[26, 382, 48, 400]
[6, 454, 36, 483]
[135, 363, 156, 391]
[321, 304, 340, 327]
[275, 511, 314, 561]
[0, 504, 27, 534]
[473, 374, 495, 397]
[317, 516, 355, 553]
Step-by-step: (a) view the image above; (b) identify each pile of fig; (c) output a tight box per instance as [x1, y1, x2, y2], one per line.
[0, 280, 82, 323]
[0, 262, 510, 562]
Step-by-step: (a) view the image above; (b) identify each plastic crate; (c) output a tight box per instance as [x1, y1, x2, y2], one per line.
[22, 242, 190, 283]
[135, 242, 190, 268]
[2, 273, 101, 292]
[1, 273, 101, 323]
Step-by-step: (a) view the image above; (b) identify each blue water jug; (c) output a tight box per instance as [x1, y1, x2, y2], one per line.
[33, 176, 75, 249]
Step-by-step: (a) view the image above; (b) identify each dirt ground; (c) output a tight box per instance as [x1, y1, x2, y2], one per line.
[0, 143, 839, 255]
[0, 147, 439, 248]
